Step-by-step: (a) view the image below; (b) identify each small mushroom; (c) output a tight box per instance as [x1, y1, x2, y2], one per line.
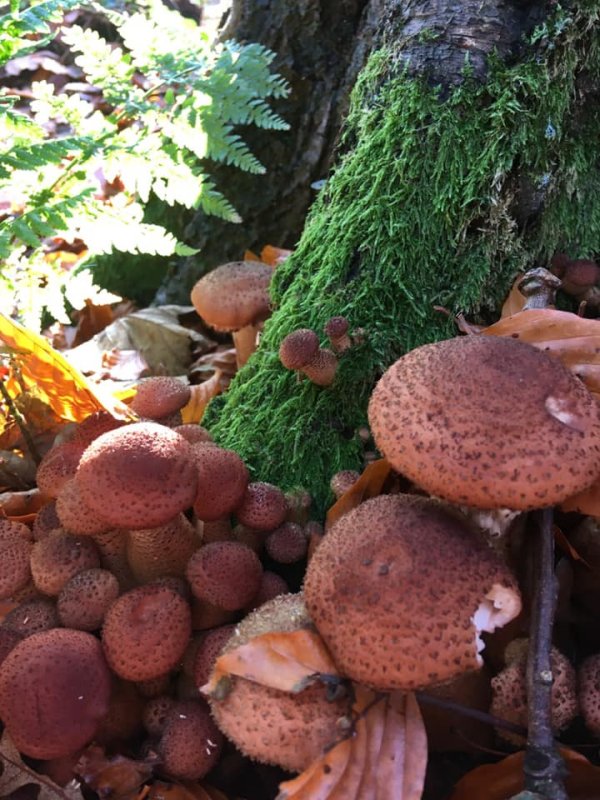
[186, 541, 263, 611]
[265, 522, 308, 564]
[192, 444, 249, 522]
[324, 316, 352, 353]
[236, 481, 288, 531]
[578, 654, 600, 736]
[191, 261, 272, 367]
[30, 531, 100, 596]
[279, 329, 338, 386]
[57, 568, 120, 631]
[130, 376, 191, 425]
[158, 699, 224, 780]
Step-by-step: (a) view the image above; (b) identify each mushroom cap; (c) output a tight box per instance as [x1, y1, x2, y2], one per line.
[236, 482, 288, 531]
[130, 377, 191, 420]
[191, 261, 272, 332]
[57, 568, 120, 631]
[2, 598, 60, 638]
[279, 329, 319, 370]
[173, 424, 214, 445]
[330, 470, 361, 499]
[208, 594, 347, 773]
[368, 335, 600, 510]
[143, 694, 176, 736]
[191, 624, 236, 688]
[75, 422, 198, 529]
[0, 523, 33, 599]
[265, 522, 308, 564]
[36, 441, 84, 498]
[304, 494, 522, 691]
[102, 584, 192, 680]
[72, 411, 127, 447]
[126, 513, 199, 583]
[56, 479, 111, 536]
[186, 542, 263, 611]
[579, 654, 600, 736]
[192, 445, 249, 522]
[159, 699, 223, 779]
[32, 501, 61, 541]
[0, 629, 111, 758]
[30, 530, 100, 596]
[324, 316, 349, 339]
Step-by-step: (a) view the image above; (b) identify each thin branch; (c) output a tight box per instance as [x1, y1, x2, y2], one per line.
[416, 691, 528, 739]
[0, 378, 41, 465]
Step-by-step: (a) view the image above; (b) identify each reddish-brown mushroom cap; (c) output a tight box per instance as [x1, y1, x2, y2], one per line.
[173, 424, 214, 445]
[72, 411, 127, 447]
[247, 570, 289, 611]
[579, 654, 600, 736]
[56, 479, 111, 536]
[191, 624, 235, 688]
[0, 627, 24, 668]
[130, 377, 191, 420]
[0, 629, 111, 759]
[265, 522, 308, 564]
[30, 531, 100, 596]
[102, 584, 192, 681]
[2, 598, 60, 638]
[368, 335, 600, 510]
[324, 316, 352, 353]
[191, 261, 272, 332]
[279, 329, 320, 370]
[0, 523, 33, 599]
[236, 482, 288, 531]
[143, 694, 176, 736]
[32, 501, 61, 541]
[186, 542, 263, 611]
[304, 494, 522, 691]
[57, 568, 120, 631]
[330, 470, 361, 499]
[159, 699, 223, 779]
[75, 422, 198, 529]
[192, 445, 249, 522]
[36, 441, 84, 498]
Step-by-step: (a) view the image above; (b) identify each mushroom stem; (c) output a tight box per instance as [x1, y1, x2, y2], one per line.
[232, 325, 260, 368]
[518, 267, 561, 310]
[522, 507, 568, 800]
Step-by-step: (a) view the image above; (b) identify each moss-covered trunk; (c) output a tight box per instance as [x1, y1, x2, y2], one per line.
[204, 0, 600, 516]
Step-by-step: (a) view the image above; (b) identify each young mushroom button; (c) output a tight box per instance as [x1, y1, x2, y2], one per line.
[279, 329, 338, 386]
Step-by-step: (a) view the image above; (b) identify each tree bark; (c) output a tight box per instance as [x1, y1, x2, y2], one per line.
[203, 0, 600, 515]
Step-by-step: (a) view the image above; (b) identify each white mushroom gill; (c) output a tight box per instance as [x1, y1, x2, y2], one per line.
[472, 583, 522, 663]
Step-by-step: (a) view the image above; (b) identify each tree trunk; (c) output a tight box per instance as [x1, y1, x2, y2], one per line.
[156, 0, 371, 303]
[204, 0, 600, 515]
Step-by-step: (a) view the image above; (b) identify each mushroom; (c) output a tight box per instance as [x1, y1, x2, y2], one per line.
[126, 513, 199, 583]
[186, 541, 263, 611]
[247, 570, 290, 611]
[303, 494, 522, 691]
[2, 598, 60, 638]
[75, 422, 198, 530]
[190, 261, 273, 367]
[32, 500, 61, 540]
[30, 530, 100, 596]
[158, 699, 223, 780]
[36, 441, 85, 498]
[72, 410, 127, 446]
[129, 376, 191, 425]
[324, 315, 352, 353]
[279, 328, 338, 386]
[206, 594, 348, 773]
[579, 654, 600, 736]
[192, 444, 248, 522]
[55, 479, 111, 536]
[101, 583, 192, 681]
[330, 469, 361, 499]
[143, 694, 176, 736]
[173, 424, 214, 445]
[265, 522, 308, 564]
[0, 628, 111, 759]
[236, 481, 288, 531]
[0, 522, 33, 599]
[191, 624, 237, 688]
[57, 568, 120, 631]
[368, 334, 600, 510]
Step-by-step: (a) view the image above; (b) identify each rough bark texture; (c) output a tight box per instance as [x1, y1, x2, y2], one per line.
[203, 0, 600, 515]
[157, 0, 370, 303]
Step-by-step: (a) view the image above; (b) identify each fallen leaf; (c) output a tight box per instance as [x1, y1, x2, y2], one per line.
[72, 301, 115, 346]
[260, 245, 293, 267]
[243, 249, 261, 262]
[0, 488, 49, 519]
[0, 313, 135, 428]
[76, 745, 157, 800]
[277, 686, 427, 800]
[0, 730, 84, 800]
[500, 274, 526, 318]
[326, 459, 391, 530]
[449, 748, 600, 800]
[203, 628, 339, 697]
[181, 371, 224, 423]
[553, 524, 590, 565]
[146, 781, 228, 800]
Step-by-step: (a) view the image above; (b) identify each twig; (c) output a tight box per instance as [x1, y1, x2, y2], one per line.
[521, 507, 567, 799]
[0, 379, 41, 465]
[416, 691, 528, 739]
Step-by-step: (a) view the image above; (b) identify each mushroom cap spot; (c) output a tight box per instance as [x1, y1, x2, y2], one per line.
[126, 513, 199, 583]
[2, 598, 60, 638]
[368, 335, 600, 510]
[75, 422, 198, 529]
[57, 568, 120, 631]
[279, 329, 319, 370]
[579, 654, 600, 736]
[56, 479, 111, 536]
[0, 629, 111, 759]
[102, 584, 191, 681]
[36, 441, 85, 498]
[265, 522, 308, 564]
[192, 445, 249, 522]
[186, 542, 263, 611]
[209, 594, 346, 773]
[30, 530, 100, 596]
[130, 377, 191, 420]
[191, 624, 236, 687]
[191, 261, 272, 331]
[159, 699, 223, 780]
[0, 524, 33, 599]
[304, 494, 521, 691]
[236, 482, 288, 531]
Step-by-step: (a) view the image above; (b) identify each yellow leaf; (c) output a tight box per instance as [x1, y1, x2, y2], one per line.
[0, 313, 136, 428]
[277, 687, 427, 800]
[500, 273, 526, 318]
[181, 371, 224, 423]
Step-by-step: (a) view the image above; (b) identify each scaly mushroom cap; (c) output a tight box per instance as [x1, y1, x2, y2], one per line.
[36, 441, 84, 498]
[191, 261, 272, 332]
[191, 624, 236, 687]
[159, 699, 223, 780]
[55, 479, 111, 536]
[247, 571, 289, 611]
[579, 654, 600, 736]
[30, 530, 100, 596]
[279, 329, 320, 370]
[143, 694, 176, 736]
[304, 494, 522, 691]
[0, 629, 111, 758]
[57, 568, 120, 631]
[207, 594, 347, 773]
[32, 501, 61, 541]
[73, 411, 126, 447]
[173, 424, 214, 445]
[368, 335, 600, 510]
[130, 377, 191, 420]
[75, 422, 198, 529]
[126, 513, 199, 583]
[236, 482, 288, 531]
[0, 523, 33, 599]
[265, 522, 308, 564]
[186, 542, 263, 611]
[2, 598, 59, 638]
[102, 584, 192, 680]
[192, 445, 249, 522]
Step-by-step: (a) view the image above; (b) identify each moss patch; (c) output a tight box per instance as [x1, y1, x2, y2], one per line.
[205, 4, 600, 516]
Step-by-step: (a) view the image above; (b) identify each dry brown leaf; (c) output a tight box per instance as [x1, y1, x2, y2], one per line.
[203, 628, 339, 697]
[326, 459, 391, 530]
[76, 745, 157, 800]
[554, 525, 590, 565]
[146, 781, 228, 800]
[449, 748, 600, 800]
[277, 686, 427, 800]
[500, 273, 526, 318]
[260, 245, 293, 266]
[181, 371, 224, 423]
[0, 730, 84, 800]
[72, 301, 115, 346]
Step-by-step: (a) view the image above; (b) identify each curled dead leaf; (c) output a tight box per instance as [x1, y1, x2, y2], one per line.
[326, 459, 391, 530]
[76, 745, 157, 800]
[0, 730, 84, 800]
[277, 686, 427, 800]
[500, 273, 527, 318]
[181, 371, 224, 423]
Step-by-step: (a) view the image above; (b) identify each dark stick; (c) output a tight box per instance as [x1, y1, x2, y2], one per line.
[521, 507, 567, 799]
[415, 691, 527, 739]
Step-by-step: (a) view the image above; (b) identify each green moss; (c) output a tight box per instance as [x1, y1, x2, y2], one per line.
[205, 3, 600, 516]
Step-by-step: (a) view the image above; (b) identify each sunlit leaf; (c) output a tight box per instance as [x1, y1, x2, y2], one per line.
[500, 273, 526, 317]
[181, 371, 224, 423]
[260, 245, 292, 267]
[203, 629, 339, 697]
[326, 458, 391, 530]
[0, 312, 137, 428]
[277, 686, 427, 800]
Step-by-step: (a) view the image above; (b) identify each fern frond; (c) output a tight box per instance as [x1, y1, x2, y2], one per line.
[0, 0, 80, 65]
[0, 190, 95, 252]
[0, 137, 89, 176]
